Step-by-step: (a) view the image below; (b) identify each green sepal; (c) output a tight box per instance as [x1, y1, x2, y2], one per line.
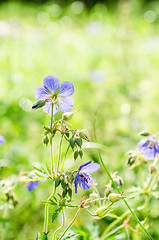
[74, 150, 79, 160]
[139, 131, 152, 136]
[62, 112, 74, 121]
[43, 135, 49, 145]
[55, 177, 61, 188]
[68, 188, 72, 199]
[52, 207, 62, 223]
[54, 87, 60, 95]
[75, 137, 82, 147]
[69, 138, 75, 150]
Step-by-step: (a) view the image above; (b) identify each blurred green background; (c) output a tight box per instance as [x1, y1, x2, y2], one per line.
[0, 0, 159, 239]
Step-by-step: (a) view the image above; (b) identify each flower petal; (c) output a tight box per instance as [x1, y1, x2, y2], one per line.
[79, 173, 93, 190]
[142, 147, 156, 160]
[27, 181, 39, 192]
[74, 172, 79, 194]
[42, 103, 59, 116]
[79, 161, 93, 172]
[35, 86, 50, 100]
[138, 139, 149, 152]
[59, 81, 74, 97]
[43, 75, 60, 92]
[82, 163, 100, 174]
[59, 97, 74, 112]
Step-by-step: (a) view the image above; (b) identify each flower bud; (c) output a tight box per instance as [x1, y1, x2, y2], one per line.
[108, 193, 121, 203]
[89, 192, 98, 200]
[62, 112, 74, 121]
[79, 129, 90, 141]
[113, 176, 124, 187]
[32, 100, 45, 109]
[43, 135, 49, 145]
[149, 164, 156, 175]
[96, 205, 111, 218]
[139, 131, 152, 137]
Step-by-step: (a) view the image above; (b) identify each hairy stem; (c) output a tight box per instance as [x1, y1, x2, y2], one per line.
[58, 208, 81, 240]
[52, 207, 65, 240]
[94, 114, 153, 240]
[60, 145, 70, 171]
[57, 135, 63, 173]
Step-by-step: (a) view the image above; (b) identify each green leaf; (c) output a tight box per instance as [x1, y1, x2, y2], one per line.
[69, 138, 75, 150]
[33, 166, 44, 174]
[55, 177, 61, 188]
[52, 207, 62, 223]
[75, 137, 82, 147]
[56, 233, 80, 240]
[74, 150, 79, 160]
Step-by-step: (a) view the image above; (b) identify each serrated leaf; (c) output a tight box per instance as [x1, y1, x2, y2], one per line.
[75, 137, 82, 147]
[52, 207, 62, 223]
[74, 150, 79, 160]
[69, 138, 75, 150]
[55, 177, 61, 188]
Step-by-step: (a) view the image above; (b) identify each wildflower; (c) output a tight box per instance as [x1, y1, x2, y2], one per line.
[33, 75, 74, 116]
[0, 135, 5, 146]
[74, 161, 100, 193]
[138, 136, 159, 160]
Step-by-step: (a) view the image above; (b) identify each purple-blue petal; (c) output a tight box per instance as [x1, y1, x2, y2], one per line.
[59, 81, 74, 97]
[74, 172, 79, 193]
[43, 76, 60, 92]
[35, 86, 50, 100]
[142, 147, 156, 160]
[59, 97, 74, 112]
[79, 173, 93, 190]
[79, 161, 93, 172]
[138, 139, 149, 152]
[0, 135, 5, 145]
[27, 180, 39, 192]
[42, 102, 59, 116]
[82, 163, 100, 174]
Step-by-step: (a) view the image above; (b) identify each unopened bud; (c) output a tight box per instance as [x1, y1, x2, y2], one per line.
[113, 176, 124, 186]
[79, 129, 90, 141]
[89, 192, 98, 200]
[62, 112, 74, 121]
[43, 135, 49, 145]
[96, 205, 111, 218]
[149, 164, 156, 175]
[32, 100, 45, 109]
[139, 131, 152, 137]
[108, 193, 121, 203]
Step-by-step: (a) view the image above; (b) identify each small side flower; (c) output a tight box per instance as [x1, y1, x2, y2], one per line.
[138, 135, 159, 160]
[74, 161, 100, 193]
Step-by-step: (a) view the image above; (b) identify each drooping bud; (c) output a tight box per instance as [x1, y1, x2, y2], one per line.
[127, 151, 137, 166]
[62, 112, 74, 121]
[32, 100, 45, 109]
[43, 135, 49, 145]
[139, 131, 152, 137]
[112, 175, 124, 187]
[79, 129, 90, 141]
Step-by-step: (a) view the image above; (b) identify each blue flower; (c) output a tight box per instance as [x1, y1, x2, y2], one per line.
[33, 75, 74, 116]
[74, 161, 100, 193]
[0, 136, 5, 146]
[27, 173, 47, 192]
[138, 135, 159, 160]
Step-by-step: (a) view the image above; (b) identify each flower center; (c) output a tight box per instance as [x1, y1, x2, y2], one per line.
[148, 139, 156, 149]
[80, 173, 90, 183]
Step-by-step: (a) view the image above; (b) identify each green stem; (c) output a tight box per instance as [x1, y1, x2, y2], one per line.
[44, 204, 49, 234]
[58, 208, 81, 240]
[103, 225, 124, 239]
[60, 145, 70, 172]
[52, 207, 65, 240]
[101, 211, 129, 238]
[148, 168, 159, 192]
[57, 136, 63, 173]
[94, 116, 153, 240]
[85, 208, 96, 217]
